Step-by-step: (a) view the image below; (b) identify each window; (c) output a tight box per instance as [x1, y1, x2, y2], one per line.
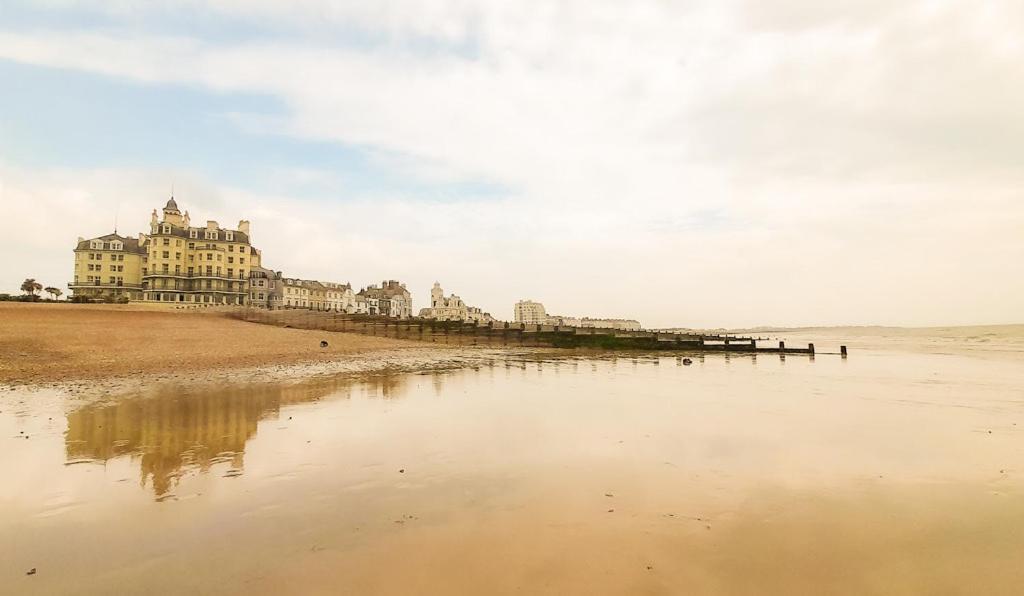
[228, 257, 234, 264]
[95, 253, 102, 260]
[175, 252, 181, 260]
[188, 243, 194, 250]
[228, 245, 234, 252]
[226, 232, 234, 241]
[188, 255, 194, 262]
[227, 268, 234, 277]
[162, 251, 169, 259]
[176, 240, 182, 247]
[89, 253, 94, 260]
[162, 264, 169, 273]
[217, 254, 222, 262]
[206, 266, 212, 275]
[187, 267, 194, 276]
[207, 254, 213, 261]
[240, 258, 245, 264]
[109, 276, 116, 283]
[189, 229, 197, 238]
[162, 238, 169, 246]
[162, 225, 170, 234]
[110, 241, 123, 250]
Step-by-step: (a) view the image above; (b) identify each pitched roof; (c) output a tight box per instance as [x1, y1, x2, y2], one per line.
[164, 197, 179, 211]
[75, 233, 148, 254]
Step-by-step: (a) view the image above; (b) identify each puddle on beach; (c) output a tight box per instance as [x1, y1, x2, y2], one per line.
[3, 335, 1024, 595]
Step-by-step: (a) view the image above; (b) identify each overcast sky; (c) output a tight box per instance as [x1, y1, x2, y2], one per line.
[0, 0, 1021, 327]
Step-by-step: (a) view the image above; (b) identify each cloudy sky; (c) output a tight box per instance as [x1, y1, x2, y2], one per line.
[0, 0, 1021, 327]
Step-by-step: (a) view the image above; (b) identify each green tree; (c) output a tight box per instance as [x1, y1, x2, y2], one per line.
[21, 278, 42, 300]
[44, 286, 62, 301]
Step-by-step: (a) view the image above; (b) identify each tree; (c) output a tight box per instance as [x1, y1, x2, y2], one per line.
[44, 287, 62, 301]
[21, 278, 42, 300]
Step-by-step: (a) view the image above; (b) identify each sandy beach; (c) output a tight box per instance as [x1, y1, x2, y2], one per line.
[0, 303, 463, 390]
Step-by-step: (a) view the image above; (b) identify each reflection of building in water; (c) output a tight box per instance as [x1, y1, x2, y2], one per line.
[64, 374, 411, 497]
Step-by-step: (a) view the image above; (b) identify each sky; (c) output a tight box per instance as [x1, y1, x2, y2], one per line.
[0, 0, 1021, 328]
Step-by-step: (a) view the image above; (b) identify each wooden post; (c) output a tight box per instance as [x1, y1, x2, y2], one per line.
[840, 345, 848, 358]
[779, 341, 785, 350]
[808, 343, 815, 355]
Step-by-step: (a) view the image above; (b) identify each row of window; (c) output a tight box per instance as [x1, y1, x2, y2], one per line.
[151, 250, 246, 264]
[88, 240, 123, 250]
[158, 224, 237, 242]
[86, 264, 124, 272]
[85, 253, 126, 261]
[83, 275, 124, 284]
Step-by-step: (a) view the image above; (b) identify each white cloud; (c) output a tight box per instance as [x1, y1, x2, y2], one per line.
[1, 0, 1022, 326]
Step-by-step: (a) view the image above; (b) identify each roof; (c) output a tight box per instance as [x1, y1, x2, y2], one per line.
[75, 233, 148, 254]
[151, 222, 250, 244]
[164, 197, 179, 211]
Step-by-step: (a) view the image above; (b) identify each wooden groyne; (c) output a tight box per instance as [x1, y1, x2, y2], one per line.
[229, 308, 842, 356]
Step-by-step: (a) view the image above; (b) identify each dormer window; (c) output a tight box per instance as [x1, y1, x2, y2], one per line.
[205, 230, 217, 240]
[189, 229, 198, 239]
[226, 232, 234, 241]
[89, 240, 103, 249]
[110, 241, 123, 251]
[162, 225, 170, 234]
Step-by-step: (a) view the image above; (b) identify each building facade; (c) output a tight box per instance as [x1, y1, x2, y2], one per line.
[249, 267, 283, 309]
[513, 300, 553, 325]
[141, 198, 261, 304]
[70, 233, 149, 301]
[513, 300, 641, 330]
[358, 280, 412, 318]
[419, 282, 495, 323]
[281, 278, 359, 312]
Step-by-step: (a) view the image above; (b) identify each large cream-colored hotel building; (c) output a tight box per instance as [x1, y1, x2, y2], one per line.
[71, 198, 261, 305]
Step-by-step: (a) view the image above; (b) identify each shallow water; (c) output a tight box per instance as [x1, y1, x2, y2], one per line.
[2, 331, 1024, 595]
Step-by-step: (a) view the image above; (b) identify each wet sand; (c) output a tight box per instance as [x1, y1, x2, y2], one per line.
[2, 329, 1024, 594]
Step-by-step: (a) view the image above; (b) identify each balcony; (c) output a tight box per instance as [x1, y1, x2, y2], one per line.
[144, 272, 249, 281]
[68, 281, 142, 289]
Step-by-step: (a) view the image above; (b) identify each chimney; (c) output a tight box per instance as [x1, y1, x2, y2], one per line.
[207, 220, 218, 230]
[238, 220, 251, 238]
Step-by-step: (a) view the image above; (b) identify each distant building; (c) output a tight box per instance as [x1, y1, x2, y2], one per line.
[513, 300, 551, 325]
[419, 282, 495, 324]
[358, 280, 412, 318]
[513, 299, 641, 330]
[281, 278, 358, 312]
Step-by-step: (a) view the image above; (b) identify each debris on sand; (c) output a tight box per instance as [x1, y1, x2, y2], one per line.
[27, 568, 37, 575]
[320, 340, 329, 348]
